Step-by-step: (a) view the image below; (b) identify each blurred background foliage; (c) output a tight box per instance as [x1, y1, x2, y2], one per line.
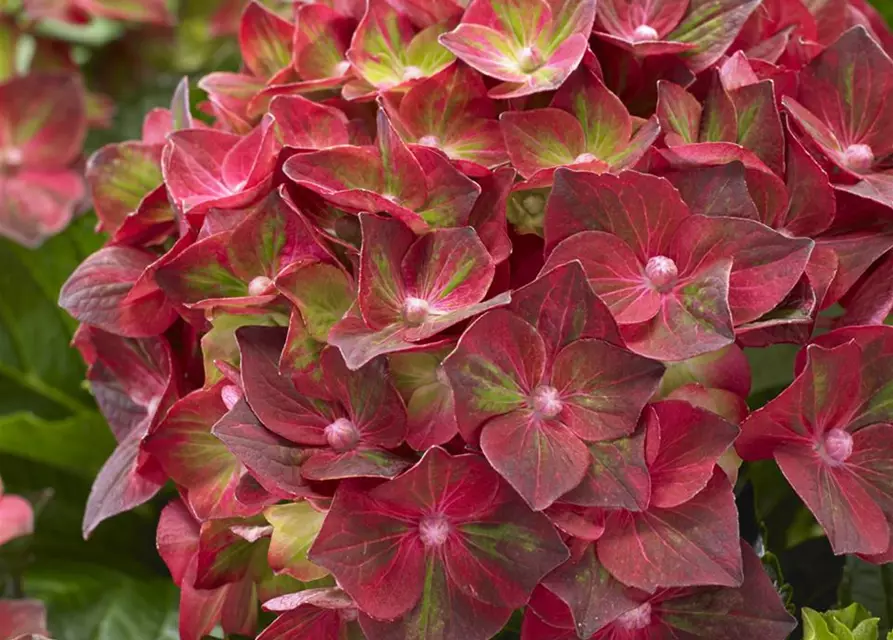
[0, 0, 891, 638]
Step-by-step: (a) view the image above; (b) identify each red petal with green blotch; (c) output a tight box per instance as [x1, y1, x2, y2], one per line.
[0, 72, 86, 168]
[239, 1, 294, 80]
[145, 384, 256, 520]
[228, 190, 333, 283]
[500, 108, 585, 179]
[544, 170, 690, 260]
[79, 0, 173, 24]
[281, 147, 429, 232]
[86, 141, 163, 233]
[276, 261, 354, 342]
[358, 558, 515, 640]
[597, 473, 743, 590]
[668, 0, 762, 73]
[698, 74, 738, 144]
[439, 24, 530, 84]
[212, 398, 315, 499]
[481, 410, 591, 510]
[270, 95, 350, 149]
[395, 63, 507, 169]
[730, 80, 785, 174]
[280, 308, 328, 397]
[153, 230, 260, 309]
[542, 543, 644, 638]
[659, 140, 776, 175]
[195, 517, 268, 589]
[673, 215, 813, 325]
[645, 401, 739, 508]
[321, 347, 407, 448]
[59, 246, 177, 338]
[358, 214, 415, 329]
[346, 0, 416, 89]
[791, 27, 893, 169]
[443, 310, 545, 440]
[461, 0, 552, 42]
[378, 109, 428, 210]
[390, 346, 458, 450]
[109, 183, 176, 247]
[619, 260, 735, 362]
[551, 67, 637, 163]
[264, 502, 329, 582]
[552, 339, 664, 442]
[238, 326, 335, 443]
[657, 80, 703, 145]
[512, 261, 622, 363]
[293, 4, 354, 81]
[564, 428, 651, 511]
[542, 232, 658, 324]
[402, 225, 495, 313]
[411, 145, 481, 228]
[310, 448, 568, 624]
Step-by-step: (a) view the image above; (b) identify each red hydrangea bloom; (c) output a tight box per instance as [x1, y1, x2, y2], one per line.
[57, 0, 893, 637]
[308, 447, 569, 640]
[0, 72, 86, 247]
[738, 325, 893, 561]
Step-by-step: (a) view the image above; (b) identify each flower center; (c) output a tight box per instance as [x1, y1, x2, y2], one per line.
[574, 152, 598, 164]
[645, 256, 678, 291]
[418, 134, 441, 147]
[843, 143, 874, 173]
[248, 275, 274, 296]
[402, 297, 430, 327]
[0, 147, 22, 169]
[333, 60, 351, 76]
[821, 428, 853, 465]
[531, 385, 563, 419]
[632, 24, 659, 41]
[419, 514, 451, 546]
[338, 608, 359, 622]
[325, 418, 360, 452]
[517, 46, 543, 73]
[522, 193, 546, 216]
[402, 65, 423, 81]
[616, 602, 652, 630]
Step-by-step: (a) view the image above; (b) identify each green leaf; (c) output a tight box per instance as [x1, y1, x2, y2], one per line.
[24, 561, 178, 640]
[0, 411, 114, 477]
[0, 215, 102, 419]
[803, 604, 881, 640]
[840, 557, 893, 636]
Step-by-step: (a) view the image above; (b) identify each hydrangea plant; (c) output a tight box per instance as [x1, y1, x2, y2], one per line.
[56, 0, 893, 638]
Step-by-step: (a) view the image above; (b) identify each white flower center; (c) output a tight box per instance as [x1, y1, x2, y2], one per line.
[325, 418, 360, 452]
[632, 24, 659, 41]
[843, 143, 874, 173]
[248, 276, 274, 296]
[531, 385, 563, 419]
[645, 256, 678, 291]
[821, 428, 853, 465]
[419, 514, 451, 546]
[616, 602, 652, 630]
[402, 297, 430, 327]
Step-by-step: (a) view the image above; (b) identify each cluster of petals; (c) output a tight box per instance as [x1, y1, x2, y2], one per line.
[56, 0, 893, 638]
